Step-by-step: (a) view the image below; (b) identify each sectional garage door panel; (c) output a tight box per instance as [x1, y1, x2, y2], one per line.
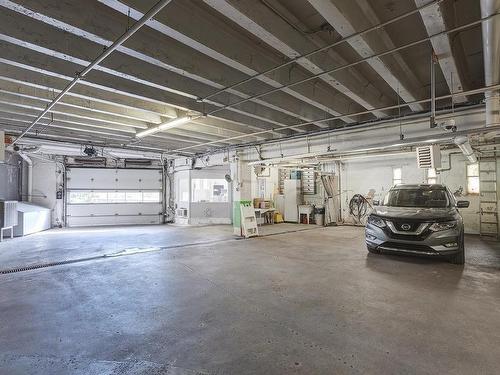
[67, 168, 162, 190]
[68, 203, 161, 216]
[66, 168, 163, 227]
[67, 215, 161, 227]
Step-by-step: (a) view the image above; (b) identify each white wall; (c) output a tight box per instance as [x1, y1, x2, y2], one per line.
[174, 169, 190, 225]
[190, 167, 232, 225]
[173, 166, 233, 225]
[31, 158, 64, 227]
[249, 164, 339, 209]
[340, 152, 480, 234]
[251, 167, 279, 201]
[0, 151, 22, 201]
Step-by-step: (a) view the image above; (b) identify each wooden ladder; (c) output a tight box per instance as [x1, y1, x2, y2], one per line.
[479, 152, 498, 238]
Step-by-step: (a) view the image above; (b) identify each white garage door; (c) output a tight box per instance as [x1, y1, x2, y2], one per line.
[66, 168, 163, 227]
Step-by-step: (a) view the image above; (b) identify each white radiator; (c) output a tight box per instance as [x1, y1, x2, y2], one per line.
[0, 201, 18, 228]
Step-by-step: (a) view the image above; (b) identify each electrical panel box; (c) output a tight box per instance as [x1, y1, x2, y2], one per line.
[416, 145, 441, 169]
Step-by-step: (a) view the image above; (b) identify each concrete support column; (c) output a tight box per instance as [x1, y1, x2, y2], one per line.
[231, 157, 252, 235]
[481, 0, 500, 127]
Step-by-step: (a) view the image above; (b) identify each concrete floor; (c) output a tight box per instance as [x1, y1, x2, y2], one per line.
[0, 224, 499, 374]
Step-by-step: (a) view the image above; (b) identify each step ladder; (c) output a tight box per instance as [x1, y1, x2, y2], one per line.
[240, 203, 259, 238]
[479, 154, 498, 238]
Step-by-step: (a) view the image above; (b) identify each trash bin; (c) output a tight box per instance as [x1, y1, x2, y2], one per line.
[314, 214, 324, 226]
[314, 206, 325, 226]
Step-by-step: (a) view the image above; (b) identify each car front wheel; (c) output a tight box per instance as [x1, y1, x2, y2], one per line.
[449, 235, 465, 265]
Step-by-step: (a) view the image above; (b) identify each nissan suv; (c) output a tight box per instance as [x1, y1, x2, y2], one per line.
[365, 184, 470, 264]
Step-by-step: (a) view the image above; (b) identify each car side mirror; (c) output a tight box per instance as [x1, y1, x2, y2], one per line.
[457, 200, 469, 208]
[372, 200, 380, 206]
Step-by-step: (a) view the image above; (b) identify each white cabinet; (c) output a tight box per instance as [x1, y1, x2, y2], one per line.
[284, 180, 302, 223]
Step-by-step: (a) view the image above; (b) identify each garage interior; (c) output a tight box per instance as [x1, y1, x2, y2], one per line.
[0, 0, 499, 373]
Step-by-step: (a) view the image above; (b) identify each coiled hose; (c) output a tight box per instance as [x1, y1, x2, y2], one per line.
[349, 194, 370, 223]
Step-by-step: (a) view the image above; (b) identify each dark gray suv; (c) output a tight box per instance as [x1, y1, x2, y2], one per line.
[365, 184, 470, 264]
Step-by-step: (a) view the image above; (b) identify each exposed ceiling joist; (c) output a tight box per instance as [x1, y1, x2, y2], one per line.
[0, 0, 486, 157]
[1, 113, 220, 152]
[203, 0, 381, 122]
[0, 83, 257, 144]
[0, 54, 290, 141]
[415, 0, 467, 103]
[0, 0, 327, 133]
[0, 74, 267, 142]
[307, 0, 424, 112]
[0, 79, 163, 124]
[99, 0, 354, 129]
[0, 91, 149, 130]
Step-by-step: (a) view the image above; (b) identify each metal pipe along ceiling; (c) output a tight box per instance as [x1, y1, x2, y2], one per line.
[12, 0, 174, 145]
[173, 82, 500, 153]
[481, 0, 500, 127]
[199, 0, 446, 102]
[205, 13, 499, 118]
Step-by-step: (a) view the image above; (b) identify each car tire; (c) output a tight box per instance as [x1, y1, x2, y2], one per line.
[367, 245, 380, 254]
[449, 235, 465, 265]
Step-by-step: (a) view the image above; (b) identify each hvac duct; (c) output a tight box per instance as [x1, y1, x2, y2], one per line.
[481, 0, 500, 127]
[454, 136, 477, 163]
[17, 152, 33, 202]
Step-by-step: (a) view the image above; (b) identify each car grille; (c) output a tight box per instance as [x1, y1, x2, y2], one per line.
[386, 229, 432, 241]
[380, 218, 432, 241]
[380, 242, 435, 253]
[382, 226, 431, 241]
[391, 220, 421, 232]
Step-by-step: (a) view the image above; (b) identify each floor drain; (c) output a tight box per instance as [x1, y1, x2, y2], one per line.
[0, 256, 105, 275]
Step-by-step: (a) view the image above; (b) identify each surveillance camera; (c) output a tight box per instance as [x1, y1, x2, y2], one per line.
[438, 119, 456, 132]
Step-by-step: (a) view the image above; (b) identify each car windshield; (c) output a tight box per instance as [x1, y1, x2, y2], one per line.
[383, 188, 450, 208]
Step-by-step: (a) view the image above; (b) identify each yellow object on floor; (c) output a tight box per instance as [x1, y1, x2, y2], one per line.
[274, 212, 284, 223]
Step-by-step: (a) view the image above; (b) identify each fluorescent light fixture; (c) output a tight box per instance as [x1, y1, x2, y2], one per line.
[136, 116, 191, 138]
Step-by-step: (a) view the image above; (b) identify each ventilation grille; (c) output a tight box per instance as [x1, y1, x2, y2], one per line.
[124, 159, 153, 167]
[71, 157, 107, 166]
[0, 201, 18, 228]
[176, 208, 188, 218]
[416, 145, 441, 169]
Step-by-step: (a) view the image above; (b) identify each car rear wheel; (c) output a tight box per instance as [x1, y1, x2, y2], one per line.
[367, 245, 380, 254]
[449, 235, 465, 265]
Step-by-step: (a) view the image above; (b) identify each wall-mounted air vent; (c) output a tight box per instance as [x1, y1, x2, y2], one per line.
[124, 159, 153, 167]
[71, 157, 107, 166]
[416, 145, 441, 169]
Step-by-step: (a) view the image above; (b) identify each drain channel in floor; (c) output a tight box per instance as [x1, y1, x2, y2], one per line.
[0, 256, 106, 274]
[0, 226, 323, 275]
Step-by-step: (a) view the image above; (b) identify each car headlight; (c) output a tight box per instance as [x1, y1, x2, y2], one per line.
[429, 221, 457, 232]
[368, 215, 386, 228]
